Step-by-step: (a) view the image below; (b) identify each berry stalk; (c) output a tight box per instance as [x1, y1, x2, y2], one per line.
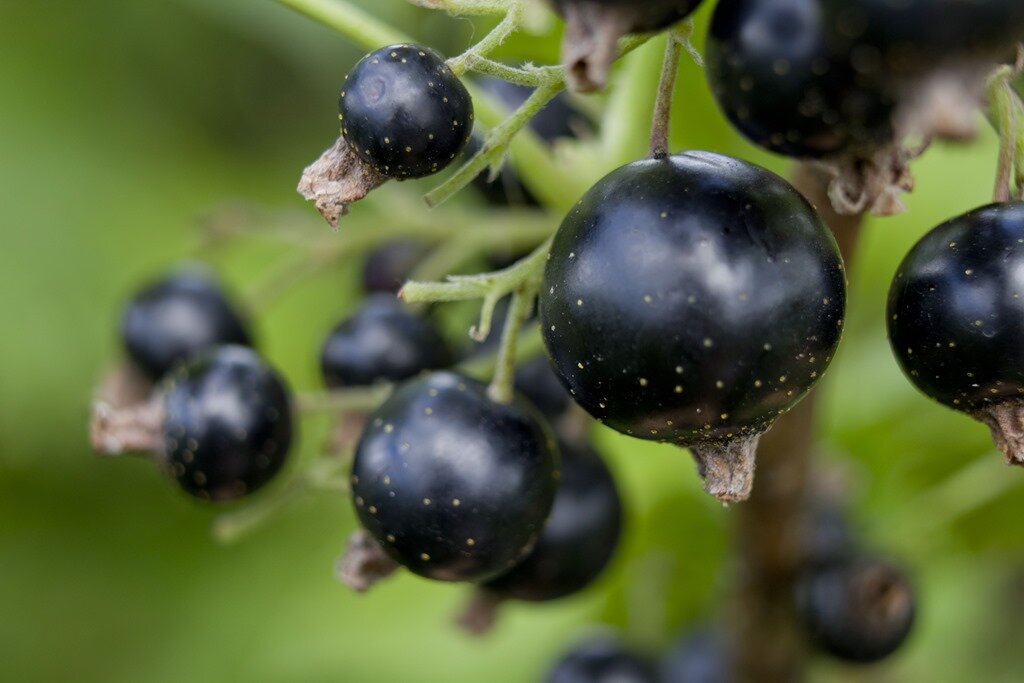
[648, 34, 682, 159]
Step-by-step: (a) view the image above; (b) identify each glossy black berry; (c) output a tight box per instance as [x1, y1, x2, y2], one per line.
[821, 0, 1024, 76]
[796, 556, 916, 663]
[361, 240, 426, 294]
[888, 202, 1024, 463]
[514, 356, 574, 423]
[339, 44, 473, 179]
[661, 627, 731, 683]
[483, 437, 621, 601]
[350, 371, 558, 582]
[706, 0, 895, 159]
[161, 346, 293, 502]
[540, 151, 845, 501]
[320, 295, 452, 388]
[121, 269, 251, 380]
[546, 638, 658, 683]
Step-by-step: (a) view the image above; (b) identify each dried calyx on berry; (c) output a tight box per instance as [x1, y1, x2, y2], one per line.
[706, 0, 1024, 216]
[540, 151, 846, 502]
[548, 0, 705, 92]
[338, 372, 558, 591]
[888, 201, 1024, 465]
[457, 437, 622, 634]
[299, 44, 473, 227]
[90, 346, 294, 502]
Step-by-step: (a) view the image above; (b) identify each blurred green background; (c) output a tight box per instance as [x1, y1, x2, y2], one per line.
[3, 1, 1024, 681]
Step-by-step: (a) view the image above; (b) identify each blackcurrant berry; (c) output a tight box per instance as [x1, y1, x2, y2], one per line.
[796, 556, 916, 663]
[339, 44, 473, 179]
[549, 0, 706, 91]
[540, 151, 846, 502]
[821, 0, 1024, 77]
[546, 637, 658, 683]
[706, 0, 895, 159]
[661, 627, 731, 683]
[320, 295, 452, 388]
[361, 240, 426, 295]
[161, 346, 293, 501]
[482, 437, 622, 601]
[888, 202, 1024, 464]
[514, 356, 574, 423]
[349, 371, 558, 583]
[121, 269, 251, 380]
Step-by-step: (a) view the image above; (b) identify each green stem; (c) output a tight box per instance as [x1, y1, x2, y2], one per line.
[459, 324, 544, 379]
[211, 459, 348, 544]
[406, 0, 508, 16]
[447, 0, 524, 77]
[601, 37, 666, 169]
[297, 385, 393, 413]
[486, 275, 541, 403]
[242, 208, 554, 311]
[401, 237, 551, 305]
[648, 35, 682, 159]
[425, 80, 564, 208]
[275, 0, 410, 48]
[987, 62, 1024, 202]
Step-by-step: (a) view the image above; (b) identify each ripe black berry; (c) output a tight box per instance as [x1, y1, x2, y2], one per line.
[796, 556, 916, 663]
[821, 0, 1024, 77]
[121, 269, 251, 380]
[661, 627, 730, 683]
[161, 346, 293, 501]
[482, 437, 622, 601]
[361, 240, 426, 294]
[546, 637, 658, 683]
[706, 0, 895, 159]
[540, 151, 845, 501]
[888, 202, 1024, 464]
[320, 295, 452, 388]
[549, 0, 706, 91]
[514, 356, 574, 423]
[349, 371, 558, 583]
[339, 44, 473, 179]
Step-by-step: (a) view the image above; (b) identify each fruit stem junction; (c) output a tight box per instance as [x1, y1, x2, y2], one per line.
[986, 47, 1024, 202]
[648, 32, 683, 160]
[402, 239, 551, 401]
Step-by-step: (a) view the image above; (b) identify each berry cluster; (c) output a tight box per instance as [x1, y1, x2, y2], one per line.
[88, 0, 1024, 678]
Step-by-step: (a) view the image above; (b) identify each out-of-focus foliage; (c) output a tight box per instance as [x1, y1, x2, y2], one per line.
[1, 2, 1023, 682]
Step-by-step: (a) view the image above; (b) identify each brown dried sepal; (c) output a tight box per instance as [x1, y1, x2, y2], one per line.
[689, 433, 762, 504]
[335, 529, 399, 593]
[815, 143, 918, 217]
[90, 396, 165, 456]
[297, 135, 387, 229]
[976, 400, 1024, 466]
[454, 589, 504, 636]
[560, 3, 634, 92]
